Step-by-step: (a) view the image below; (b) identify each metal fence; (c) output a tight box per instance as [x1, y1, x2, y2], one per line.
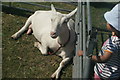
[72, 1, 111, 79]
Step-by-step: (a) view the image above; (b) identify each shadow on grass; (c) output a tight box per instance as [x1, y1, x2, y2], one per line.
[2, 5, 33, 18]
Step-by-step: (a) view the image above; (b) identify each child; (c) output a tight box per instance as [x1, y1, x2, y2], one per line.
[78, 4, 120, 80]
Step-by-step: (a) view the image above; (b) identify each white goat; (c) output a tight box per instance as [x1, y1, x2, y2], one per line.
[11, 4, 77, 79]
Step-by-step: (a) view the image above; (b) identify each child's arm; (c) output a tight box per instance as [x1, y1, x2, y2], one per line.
[91, 51, 112, 63]
[78, 50, 112, 63]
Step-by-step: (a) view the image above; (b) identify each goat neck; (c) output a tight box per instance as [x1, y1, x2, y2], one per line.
[57, 23, 70, 47]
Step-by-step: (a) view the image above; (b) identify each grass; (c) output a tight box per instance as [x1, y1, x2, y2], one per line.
[2, 2, 118, 79]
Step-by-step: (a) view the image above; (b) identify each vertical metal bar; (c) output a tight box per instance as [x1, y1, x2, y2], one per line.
[86, 0, 92, 50]
[95, 35, 99, 54]
[87, 1, 92, 35]
[82, 2, 86, 56]
[82, 2, 87, 71]
[101, 33, 104, 45]
[83, 0, 92, 79]
[79, 1, 83, 79]
[72, 1, 83, 79]
[72, 8, 80, 79]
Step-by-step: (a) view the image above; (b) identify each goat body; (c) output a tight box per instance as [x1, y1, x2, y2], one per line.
[11, 4, 77, 79]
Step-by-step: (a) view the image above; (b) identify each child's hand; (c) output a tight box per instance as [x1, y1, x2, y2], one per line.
[77, 50, 83, 56]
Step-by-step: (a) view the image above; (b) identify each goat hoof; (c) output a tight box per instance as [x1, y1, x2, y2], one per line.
[51, 77, 55, 80]
[42, 54, 48, 56]
[34, 42, 39, 48]
[51, 74, 55, 79]
[11, 35, 17, 40]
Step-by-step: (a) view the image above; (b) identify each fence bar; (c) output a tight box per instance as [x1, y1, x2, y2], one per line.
[87, 1, 92, 35]
[82, 2, 87, 70]
[72, 7, 79, 79]
[2, 2, 76, 14]
[101, 33, 104, 45]
[21, 2, 72, 12]
[2, 4, 34, 13]
[82, 2, 86, 56]
[65, 2, 77, 6]
[86, 0, 91, 55]
[78, 1, 83, 79]
[72, 1, 83, 79]
[83, 1, 93, 79]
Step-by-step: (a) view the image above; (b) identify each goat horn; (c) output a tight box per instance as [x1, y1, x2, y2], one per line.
[66, 8, 77, 19]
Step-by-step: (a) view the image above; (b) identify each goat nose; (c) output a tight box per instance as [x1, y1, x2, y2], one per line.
[50, 32, 56, 35]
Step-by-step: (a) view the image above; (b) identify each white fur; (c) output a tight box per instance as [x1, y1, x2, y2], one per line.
[11, 4, 77, 79]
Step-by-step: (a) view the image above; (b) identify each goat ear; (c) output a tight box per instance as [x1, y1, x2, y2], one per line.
[51, 4, 56, 12]
[60, 16, 68, 25]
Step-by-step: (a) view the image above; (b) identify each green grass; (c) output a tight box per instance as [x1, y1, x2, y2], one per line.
[2, 2, 118, 79]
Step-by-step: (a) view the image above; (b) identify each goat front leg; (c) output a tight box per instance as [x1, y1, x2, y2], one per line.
[51, 56, 71, 79]
[11, 15, 33, 39]
[34, 42, 48, 56]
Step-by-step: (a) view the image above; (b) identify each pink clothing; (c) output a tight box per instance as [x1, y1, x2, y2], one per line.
[94, 73, 101, 80]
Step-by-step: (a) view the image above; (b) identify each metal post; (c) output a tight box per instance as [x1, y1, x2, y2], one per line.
[87, 1, 92, 34]
[72, 6, 80, 79]
[82, 2, 87, 69]
[72, 1, 83, 79]
[73, 0, 94, 79]
[78, 1, 83, 79]
[86, 0, 92, 51]
[83, 1, 92, 80]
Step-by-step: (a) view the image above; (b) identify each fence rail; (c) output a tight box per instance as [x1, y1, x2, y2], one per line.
[2, 2, 77, 13]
